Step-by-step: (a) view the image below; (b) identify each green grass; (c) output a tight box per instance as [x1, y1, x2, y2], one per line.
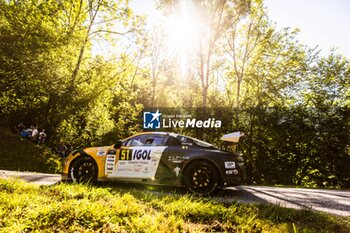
[0, 179, 349, 232]
[0, 128, 62, 173]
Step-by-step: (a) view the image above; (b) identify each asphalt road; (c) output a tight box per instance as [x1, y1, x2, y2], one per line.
[1, 169, 349, 217]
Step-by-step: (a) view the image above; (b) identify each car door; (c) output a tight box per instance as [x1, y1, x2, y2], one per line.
[162, 135, 216, 178]
[158, 136, 193, 180]
[106, 134, 168, 179]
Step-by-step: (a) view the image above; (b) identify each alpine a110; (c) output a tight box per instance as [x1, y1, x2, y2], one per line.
[62, 132, 245, 195]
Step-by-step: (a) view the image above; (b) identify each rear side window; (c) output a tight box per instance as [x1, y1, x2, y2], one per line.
[166, 136, 182, 146]
[177, 135, 216, 148]
[146, 135, 168, 146]
[177, 136, 193, 146]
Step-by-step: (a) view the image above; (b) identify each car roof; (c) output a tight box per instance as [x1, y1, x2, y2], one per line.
[122, 132, 179, 141]
[123, 132, 216, 148]
[134, 132, 179, 138]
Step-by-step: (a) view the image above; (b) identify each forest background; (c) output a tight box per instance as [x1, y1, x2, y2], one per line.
[0, 0, 349, 188]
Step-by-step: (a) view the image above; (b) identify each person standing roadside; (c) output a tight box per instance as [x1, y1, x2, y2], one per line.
[38, 129, 47, 146]
[15, 122, 25, 135]
[31, 127, 39, 142]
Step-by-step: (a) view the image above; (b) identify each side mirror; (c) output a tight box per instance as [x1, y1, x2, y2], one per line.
[114, 140, 123, 149]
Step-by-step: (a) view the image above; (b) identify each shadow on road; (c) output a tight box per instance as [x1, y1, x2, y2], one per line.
[218, 186, 270, 204]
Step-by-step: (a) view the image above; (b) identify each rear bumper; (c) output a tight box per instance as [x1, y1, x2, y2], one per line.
[221, 162, 245, 187]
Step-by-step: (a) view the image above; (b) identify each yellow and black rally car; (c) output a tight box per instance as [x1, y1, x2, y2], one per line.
[62, 132, 245, 195]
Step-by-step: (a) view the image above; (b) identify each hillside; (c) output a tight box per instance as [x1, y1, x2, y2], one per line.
[0, 128, 62, 173]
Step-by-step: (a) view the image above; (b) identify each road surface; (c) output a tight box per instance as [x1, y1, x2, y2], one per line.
[0, 170, 61, 185]
[0, 169, 349, 216]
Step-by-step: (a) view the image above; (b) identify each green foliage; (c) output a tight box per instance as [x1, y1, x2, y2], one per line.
[0, 0, 141, 147]
[239, 106, 350, 188]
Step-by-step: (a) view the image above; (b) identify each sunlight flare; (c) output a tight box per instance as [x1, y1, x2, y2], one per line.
[164, 0, 203, 77]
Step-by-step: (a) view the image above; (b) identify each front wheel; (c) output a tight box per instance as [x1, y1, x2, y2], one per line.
[70, 156, 98, 184]
[183, 160, 219, 196]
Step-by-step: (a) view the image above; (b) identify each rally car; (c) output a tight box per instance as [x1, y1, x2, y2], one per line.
[62, 132, 245, 195]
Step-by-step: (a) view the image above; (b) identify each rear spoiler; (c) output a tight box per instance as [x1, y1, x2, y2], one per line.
[220, 132, 244, 143]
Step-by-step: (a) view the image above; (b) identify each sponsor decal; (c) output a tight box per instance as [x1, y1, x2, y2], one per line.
[119, 149, 151, 161]
[225, 169, 238, 175]
[172, 160, 182, 164]
[151, 158, 157, 166]
[108, 147, 166, 179]
[224, 161, 236, 169]
[226, 170, 234, 175]
[97, 148, 107, 156]
[134, 168, 141, 172]
[143, 167, 150, 174]
[174, 166, 180, 177]
[105, 153, 115, 174]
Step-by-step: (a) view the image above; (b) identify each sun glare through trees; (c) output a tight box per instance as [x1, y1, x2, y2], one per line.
[164, 0, 204, 76]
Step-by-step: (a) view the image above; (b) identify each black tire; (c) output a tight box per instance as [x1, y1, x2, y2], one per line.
[183, 160, 219, 196]
[70, 156, 98, 184]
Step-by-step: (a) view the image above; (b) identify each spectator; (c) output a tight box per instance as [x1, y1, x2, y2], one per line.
[31, 127, 39, 142]
[15, 122, 25, 134]
[20, 126, 33, 139]
[38, 129, 47, 145]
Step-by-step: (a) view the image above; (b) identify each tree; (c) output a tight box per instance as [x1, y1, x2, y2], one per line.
[158, 0, 251, 109]
[145, 24, 170, 107]
[0, 0, 140, 145]
[298, 52, 350, 187]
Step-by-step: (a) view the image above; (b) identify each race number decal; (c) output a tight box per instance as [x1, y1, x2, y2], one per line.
[119, 149, 132, 160]
[119, 149, 151, 160]
[110, 146, 166, 179]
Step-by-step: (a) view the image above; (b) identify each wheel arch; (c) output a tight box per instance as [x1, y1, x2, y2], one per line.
[181, 158, 224, 187]
[68, 152, 99, 179]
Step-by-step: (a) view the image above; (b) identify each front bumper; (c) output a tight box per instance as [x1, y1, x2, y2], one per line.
[61, 173, 69, 181]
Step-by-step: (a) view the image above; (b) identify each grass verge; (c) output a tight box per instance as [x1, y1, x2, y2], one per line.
[0, 178, 349, 232]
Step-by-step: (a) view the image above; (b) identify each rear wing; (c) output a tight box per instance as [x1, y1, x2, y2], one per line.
[220, 132, 244, 143]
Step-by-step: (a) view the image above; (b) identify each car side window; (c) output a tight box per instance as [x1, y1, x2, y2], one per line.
[125, 134, 168, 147]
[177, 136, 193, 146]
[126, 135, 145, 146]
[166, 136, 182, 146]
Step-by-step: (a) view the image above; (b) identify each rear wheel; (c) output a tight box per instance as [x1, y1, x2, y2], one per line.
[183, 160, 219, 196]
[70, 156, 98, 184]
